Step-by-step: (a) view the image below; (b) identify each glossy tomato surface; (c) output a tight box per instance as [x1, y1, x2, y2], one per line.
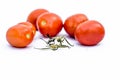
[75, 20, 105, 46]
[64, 14, 88, 37]
[18, 22, 36, 35]
[27, 9, 48, 30]
[36, 13, 63, 37]
[6, 24, 34, 48]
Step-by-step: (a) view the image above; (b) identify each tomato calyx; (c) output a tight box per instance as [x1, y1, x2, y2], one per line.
[34, 36, 74, 51]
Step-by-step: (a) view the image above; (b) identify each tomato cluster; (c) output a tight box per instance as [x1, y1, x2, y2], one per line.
[6, 8, 105, 48]
[63, 14, 105, 46]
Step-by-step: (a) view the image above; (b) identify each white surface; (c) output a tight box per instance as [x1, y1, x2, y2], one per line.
[0, 0, 120, 80]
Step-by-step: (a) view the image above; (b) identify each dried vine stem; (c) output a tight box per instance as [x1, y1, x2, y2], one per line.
[34, 36, 73, 51]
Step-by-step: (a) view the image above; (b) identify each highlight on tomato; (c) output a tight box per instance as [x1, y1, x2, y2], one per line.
[74, 20, 105, 46]
[36, 12, 63, 37]
[63, 13, 88, 37]
[6, 23, 35, 48]
[18, 22, 36, 36]
[27, 8, 49, 30]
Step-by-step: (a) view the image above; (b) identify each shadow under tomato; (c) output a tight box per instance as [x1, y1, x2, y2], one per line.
[7, 44, 32, 50]
[75, 41, 102, 48]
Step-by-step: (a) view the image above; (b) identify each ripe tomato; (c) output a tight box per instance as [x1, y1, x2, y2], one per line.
[36, 13, 63, 37]
[6, 24, 34, 48]
[18, 22, 36, 36]
[64, 14, 88, 37]
[74, 20, 105, 46]
[27, 9, 48, 30]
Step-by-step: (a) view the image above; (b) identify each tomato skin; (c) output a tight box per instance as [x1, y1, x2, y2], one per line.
[27, 9, 48, 30]
[6, 24, 34, 48]
[74, 20, 105, 46]
[18, 22, 36, 36]
[64, 14, 88, 37]
[36, 13, 63, 37]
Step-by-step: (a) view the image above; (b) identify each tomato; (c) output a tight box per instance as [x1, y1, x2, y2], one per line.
[18, 22, 36, 35]
[63, 14, 88, 37]
[27, 9, 49, 30]
[36, 12, 63, 37]
[74, 20, 105, 46]
[6, 24, 34, 48]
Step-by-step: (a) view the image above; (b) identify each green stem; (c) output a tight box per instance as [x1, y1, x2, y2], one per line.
[64, 38, 74, 46]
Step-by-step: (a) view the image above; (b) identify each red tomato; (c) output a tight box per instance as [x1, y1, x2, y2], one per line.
[27, 9, 49, 30]
[18, 22, 36, 36]
[6, 24, 34, 48]
[74, 20, 105, 46]
[36, 13, 63, 37]
[64, 14, 88, 37]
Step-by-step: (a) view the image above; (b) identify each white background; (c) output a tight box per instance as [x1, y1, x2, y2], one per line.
[0, 0, 120, 80]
